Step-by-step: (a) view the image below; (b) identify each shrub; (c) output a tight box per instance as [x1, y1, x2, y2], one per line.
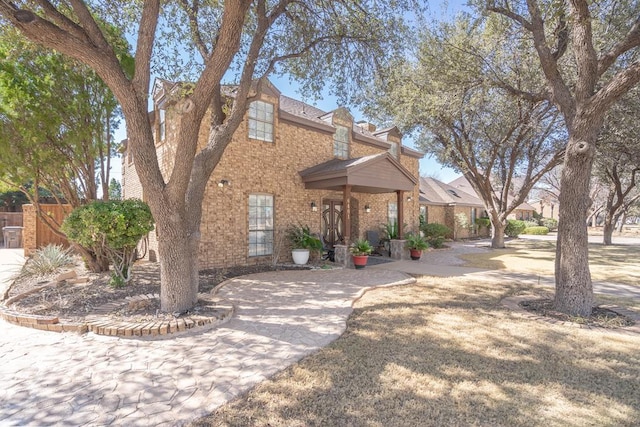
[405, 233, 429, 251]
[524, 220, 539, 228]
[62, 199, 154, 287]
[505, 220, 526, 237]
[350, 239, 373, 255]
[523, 226, 550, 235]
[541, 217, 558, 231]
[475, 217, 491, 229]
[286, 224, 322, 252]
[421, 223, 451, 248]
[20, 244, 75, 278]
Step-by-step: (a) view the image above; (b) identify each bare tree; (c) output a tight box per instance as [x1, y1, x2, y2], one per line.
[486, 0, 640, 316]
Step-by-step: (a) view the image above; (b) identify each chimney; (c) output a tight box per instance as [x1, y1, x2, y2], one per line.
[356, 121, 376, 133]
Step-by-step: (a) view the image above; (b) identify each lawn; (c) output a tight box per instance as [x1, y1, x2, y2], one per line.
[193, 277, 640, 427]
[458, 238, 640, 287]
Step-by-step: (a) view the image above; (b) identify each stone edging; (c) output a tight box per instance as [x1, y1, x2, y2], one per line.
[501, 295, 640, 335]
[1, 292, 234, 338]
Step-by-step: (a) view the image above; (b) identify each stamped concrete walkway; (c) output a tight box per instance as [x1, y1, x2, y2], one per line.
[0, 268, 414, 426]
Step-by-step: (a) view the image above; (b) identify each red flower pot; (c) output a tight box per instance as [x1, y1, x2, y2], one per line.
[352, 255, 369, 269]
[410, 249, 422, 260]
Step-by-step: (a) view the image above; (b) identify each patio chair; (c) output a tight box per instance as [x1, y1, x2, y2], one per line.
[366, 230, 386, 256]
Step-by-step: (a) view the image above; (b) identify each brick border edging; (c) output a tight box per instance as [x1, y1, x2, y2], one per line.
[0, 293, 235, 338]
[501, 295, 640, 335]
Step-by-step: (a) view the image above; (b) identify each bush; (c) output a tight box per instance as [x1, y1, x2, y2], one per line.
[524, 220, 539, 228]
[523, 226, 550, 235]
[505, 220, 526, 237]
[421, 223, 451, 248]
[541, 217, 558, 231]
[286, 224, 322, 252]
[19, 244, 75, 278]
[62, 199, 154, 287]
[475, 217, 491, 229]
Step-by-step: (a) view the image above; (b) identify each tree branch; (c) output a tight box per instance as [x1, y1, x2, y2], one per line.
[598, 15, 640, 77]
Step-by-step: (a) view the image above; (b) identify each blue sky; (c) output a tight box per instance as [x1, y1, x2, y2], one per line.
[112, 1, 470, 184]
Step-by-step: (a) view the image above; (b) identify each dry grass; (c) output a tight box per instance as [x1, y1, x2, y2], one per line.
[459, 239, 640, 287]
[193, 277, 640, 427]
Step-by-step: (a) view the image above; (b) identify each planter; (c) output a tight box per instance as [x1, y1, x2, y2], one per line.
[409, 249, 422, 260]
[292, 249, 310, 265]
[352, 254, 369, 269]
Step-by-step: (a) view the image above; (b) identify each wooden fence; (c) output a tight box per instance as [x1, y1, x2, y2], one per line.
[22, 204, 71, 256]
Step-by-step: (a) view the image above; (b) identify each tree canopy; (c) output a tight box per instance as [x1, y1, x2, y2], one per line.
[0, 0, 417, 313]
[363, 16, 566, 248]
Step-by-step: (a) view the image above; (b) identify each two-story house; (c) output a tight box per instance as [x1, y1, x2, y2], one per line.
[122, 78, 423, 269]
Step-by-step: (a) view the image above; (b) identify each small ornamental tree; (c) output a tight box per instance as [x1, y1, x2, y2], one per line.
[62, 199, 154, 287]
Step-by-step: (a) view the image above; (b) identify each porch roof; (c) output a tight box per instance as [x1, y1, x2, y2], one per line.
[299, 152, 418, 193]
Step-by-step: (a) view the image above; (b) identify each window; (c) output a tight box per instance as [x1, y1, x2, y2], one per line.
[248, 101, 274, 142]
[333, 125, 349, 159]
[248, 194, 274, 256]
[420, 205, 428, 224]
[388, 202, 398, 224]
[389, 141, 399, 159]
[159, 109, 166, 142]
[471, 208, 477, 226]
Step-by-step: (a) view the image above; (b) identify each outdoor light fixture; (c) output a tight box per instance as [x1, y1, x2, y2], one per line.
[364, 204, 371, 213]
[218, 179, 230, 187]
[310, 201, 318, 212]
[407, 196, 413, 202]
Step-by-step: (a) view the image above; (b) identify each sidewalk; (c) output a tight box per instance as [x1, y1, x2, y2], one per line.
[0, 268, 414, 426]
[0, 248, 25, 299]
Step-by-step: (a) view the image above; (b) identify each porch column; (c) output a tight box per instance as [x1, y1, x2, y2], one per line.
[397, 190, 404, 238]
[343, 185, 351, 245]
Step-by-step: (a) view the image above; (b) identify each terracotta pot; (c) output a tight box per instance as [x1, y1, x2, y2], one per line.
[410, 249, 422, 260]
[352, 255, 369, 269]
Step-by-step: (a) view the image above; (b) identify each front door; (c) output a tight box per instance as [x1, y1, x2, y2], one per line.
[322, 201, 344, 247]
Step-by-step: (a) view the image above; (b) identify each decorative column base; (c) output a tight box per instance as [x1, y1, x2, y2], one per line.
[390, 239, 409, 260]
[334, 245, 353, 268]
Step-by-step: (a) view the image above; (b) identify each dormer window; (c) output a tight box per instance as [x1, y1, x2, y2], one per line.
[248, 100, 274, 142]
[158, 109, 166, 142]
[389, 141, 399, 159]
[333, 125, 349, 159]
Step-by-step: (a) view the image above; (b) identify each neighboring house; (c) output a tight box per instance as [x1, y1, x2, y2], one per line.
[122, 78, 423, 269]
[419, 177, 488, 239]
[529, 197, 560, 221]
[447, 176, 537, 221]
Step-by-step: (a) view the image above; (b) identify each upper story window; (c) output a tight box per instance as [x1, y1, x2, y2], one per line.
[158, 109, 166, 142]
[248, 101, 274, 142]
[389, 141, 399, 159]
[333, 125, 349, 159]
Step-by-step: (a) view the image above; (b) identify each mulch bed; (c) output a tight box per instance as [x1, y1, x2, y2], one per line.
[519, 298, 635, 328]
[4, 261, 312, 323]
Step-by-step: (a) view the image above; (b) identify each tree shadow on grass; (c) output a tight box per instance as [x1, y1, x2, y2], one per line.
[194, 279, 640, 427]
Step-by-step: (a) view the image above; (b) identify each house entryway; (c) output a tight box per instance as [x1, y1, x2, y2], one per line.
[322, 201, 343, 247]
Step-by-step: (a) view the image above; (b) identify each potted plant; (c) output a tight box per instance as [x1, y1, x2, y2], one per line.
[286, 224, 322, 265]
[350, 238, 373, 269]
[405, 234, 429, 260]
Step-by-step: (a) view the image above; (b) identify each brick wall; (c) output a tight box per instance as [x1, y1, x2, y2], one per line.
[123, 90, 422, 269]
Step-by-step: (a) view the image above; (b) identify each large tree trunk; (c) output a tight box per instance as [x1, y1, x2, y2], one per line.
[491, 222, 506, 248]
[554, 118, 600, 317]
[156, 216, 200, 314]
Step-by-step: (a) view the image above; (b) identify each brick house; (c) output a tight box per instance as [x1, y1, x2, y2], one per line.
[448, 176, 537, 221]
[122, 78, 423, 269]
[419, 177, 489, 239]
